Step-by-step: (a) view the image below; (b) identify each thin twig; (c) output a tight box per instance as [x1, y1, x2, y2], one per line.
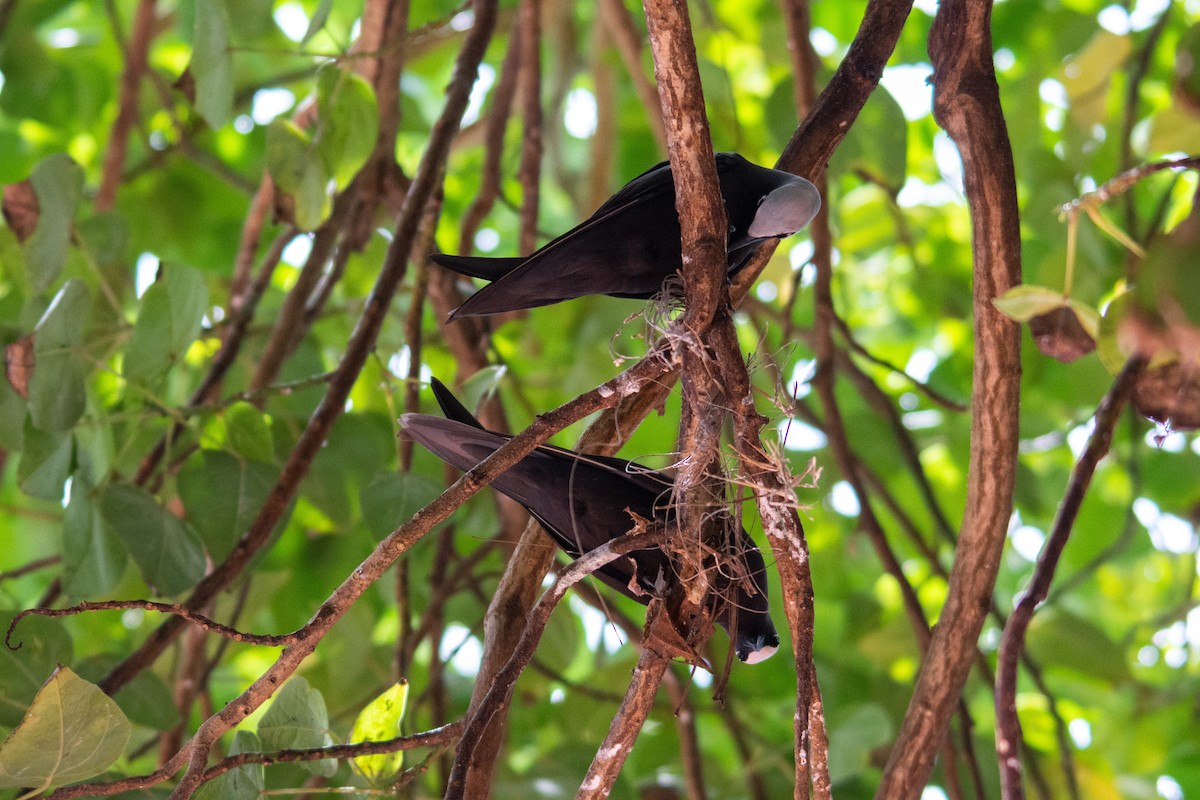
[662, 669, 709, 800]
[445, 528, 667, 800]
[577, 644, 671, 799]
[517, 0, 543, 256]
[457, 24, 523, 254]
[995, 358, 1144, 800]
[100, 0, 501, 704]
[96, 0, 157, 212]
[0, 555, 60, 583]
[200, 722, 464, 782]
[597, 0, 667, 152]
[7, 600, 299, 650]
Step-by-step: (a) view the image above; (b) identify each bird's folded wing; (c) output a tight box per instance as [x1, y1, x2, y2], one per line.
[428, 254, 526, 281]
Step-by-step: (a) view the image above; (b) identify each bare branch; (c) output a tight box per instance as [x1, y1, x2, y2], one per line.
[7, 600, 298, 649]
[517, 0, 543, 255]
[101, 0, 502, 703]
[457, 25, 523, 254]
[201, 722, 463, 782]
[598, 0, 668, 153]
[446, 527, 668, 800]
[577, 645, 671, 799]
[877, 0, 1024, 794]
[995, 358, 1144, 799]
[642, 0, 729, 666]
[0, 555, 60, 583]
[96, 0, 156, 212]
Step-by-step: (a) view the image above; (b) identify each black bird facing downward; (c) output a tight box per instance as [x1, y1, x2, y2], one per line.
[399, 379, 780, 664]
[432, 152, 820, 319]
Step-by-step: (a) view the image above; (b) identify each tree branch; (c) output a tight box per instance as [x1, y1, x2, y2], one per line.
[517, 0, 543, 255]
[995, 358, 1144, 799]
[877, 0, 1023, 794]
[445, 527, 668, 800]
[101, 0, 501, 701]
[642, 0, 728, 667]
[577, 644, 671, 799]
[96, 0, 156, 212]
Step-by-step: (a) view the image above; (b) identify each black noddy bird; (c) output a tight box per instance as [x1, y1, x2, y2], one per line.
[431, 152, 820, 319]
[399, 378, 779, 664]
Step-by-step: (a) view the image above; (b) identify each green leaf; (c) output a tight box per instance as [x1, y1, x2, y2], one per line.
[75, 655, 181, 731]
[0, 613, 73, 730]
[350, 681, 409, 783]
[0, 377, 25, 451]
[62, 474, 128, 599]
[360, 472, 442, 539]
[24, 154, 84, 293]
[191, 0, 233, 129]
[1097, 289, 1133, 374]
[124, 263, 209, 384]
[1027, 609, 1131, 684]
[258, 677, 335, 776]
[224, 402, 274, 463]
[829, 84, 908, 191]
[316, 67, 379, 189]
[29, 279, 90, 432]
[992, 284, 1066, 322]
[0, 226, 29, 293]
[17, 423, 72, 501]
[827, 704, 894, 783]
[195, 731, 263, 800]
[301, 0, 334, 46]
[266, 120, 330, 230]
[99, 484, 206, 596]
[1146, 105, 1200, 154]
[265, 120, 312, 194]
[0, 667, 131, 791]
[115, 671, 180, 732]
[459, 365, 508, 416]
[1136, 213, 1200, 330]
[178, 449, 279, 560]
[1066, 299, 1101, 340]
[76, 212, 130, 270]
[1057, 30, 1131, 128]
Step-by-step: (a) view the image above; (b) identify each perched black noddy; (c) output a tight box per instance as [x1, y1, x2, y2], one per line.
[399, 378, 779, 664]
[431, 152, 820, 319]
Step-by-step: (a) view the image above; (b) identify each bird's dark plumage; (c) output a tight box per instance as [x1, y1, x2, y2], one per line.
[400, 379, 779, 664]
[432, 153, 821, 319]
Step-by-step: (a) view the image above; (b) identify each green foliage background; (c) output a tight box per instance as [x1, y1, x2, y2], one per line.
[0, 0, 1198, 797]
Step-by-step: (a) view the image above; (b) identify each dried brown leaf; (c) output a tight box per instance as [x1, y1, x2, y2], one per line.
[2, 180, 39, 242]
[4, 333, 35, 399]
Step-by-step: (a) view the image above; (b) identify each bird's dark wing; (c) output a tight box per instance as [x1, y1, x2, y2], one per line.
[398, 413, 672, 600]
[438, 153, 822, 318]
[402, 379, 780, 663]
[588, 158, 672, 217]
[427, 378, 671, 496]
[429, 254, 526, 281]
[447, 165, 684, 318]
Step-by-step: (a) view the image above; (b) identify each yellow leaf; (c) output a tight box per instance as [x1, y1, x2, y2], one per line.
[350, 681, 410, 784]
